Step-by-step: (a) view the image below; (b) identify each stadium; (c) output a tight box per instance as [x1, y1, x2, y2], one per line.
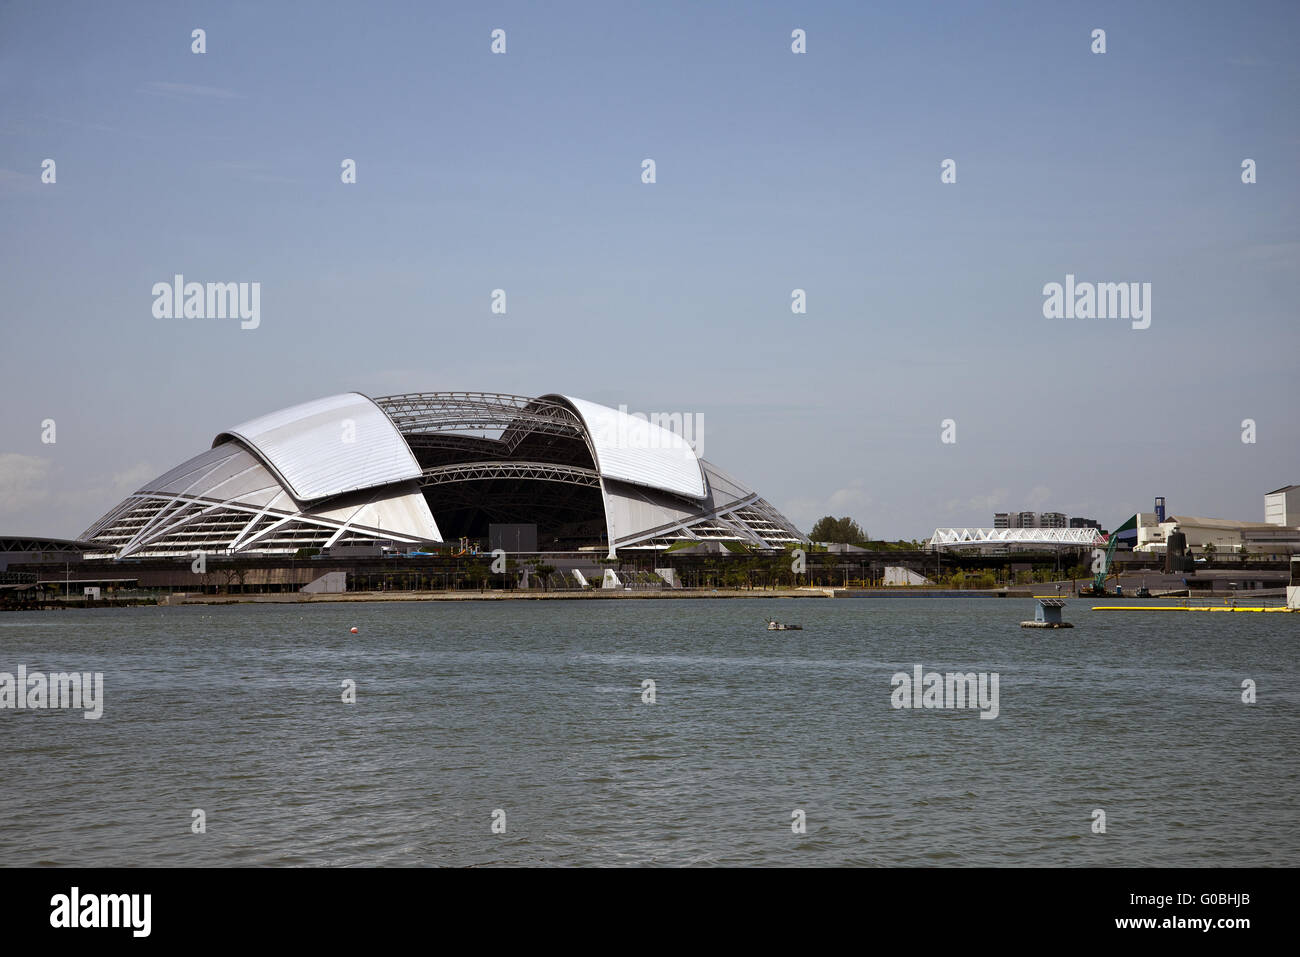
[80, 392, 805, 560]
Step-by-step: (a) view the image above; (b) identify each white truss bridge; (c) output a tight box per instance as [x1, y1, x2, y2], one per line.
[928, 527, 1105, 550]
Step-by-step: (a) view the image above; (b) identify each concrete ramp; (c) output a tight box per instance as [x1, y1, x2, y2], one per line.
[301, 571, 347, 594]
[884, 566, 933, 586]
[654, 567, 678, 588]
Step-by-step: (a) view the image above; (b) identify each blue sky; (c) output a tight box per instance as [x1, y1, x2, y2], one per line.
[1, 0, 1297, 539]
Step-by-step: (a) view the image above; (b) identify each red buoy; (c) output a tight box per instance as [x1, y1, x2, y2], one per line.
[350, 627, 359, 634]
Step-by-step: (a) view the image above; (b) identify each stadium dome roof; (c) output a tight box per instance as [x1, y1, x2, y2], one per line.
[81, 392, 804, 558]
[551, 394, 706, 500]
[213, 392, 422, 501]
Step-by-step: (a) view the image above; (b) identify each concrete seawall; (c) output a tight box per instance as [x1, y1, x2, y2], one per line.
[161, 587, 1039, 605]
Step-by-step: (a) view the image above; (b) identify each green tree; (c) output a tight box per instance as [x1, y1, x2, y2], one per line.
[809, 516, 869, 545]
[466, 561, 489, 592]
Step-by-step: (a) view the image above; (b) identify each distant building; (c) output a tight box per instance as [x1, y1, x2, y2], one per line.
[1245, 524, 1300, 559]
[1135, 514, 1300, 558]
[1265, 485, 1300, 527]
[1130, 486, 1300, 558]
[1134, 512, 1162, 544]
[1069, 517, 1108, 536]
[0, 537, 98, 573]
[994, 511, 1070, 529]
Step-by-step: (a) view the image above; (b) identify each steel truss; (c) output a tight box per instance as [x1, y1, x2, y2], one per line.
[614, 493, 806, 550]
[927, 527, 1105, 549]
[418, 461, 601, 489]
[82, 492, 429, 558]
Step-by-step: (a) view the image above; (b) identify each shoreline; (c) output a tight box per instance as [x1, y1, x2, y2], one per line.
[159, 587, 1043, 605]
[21, 588, 1288, 609]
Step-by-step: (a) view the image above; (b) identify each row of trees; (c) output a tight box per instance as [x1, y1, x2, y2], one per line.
[807, 515, 925, 550]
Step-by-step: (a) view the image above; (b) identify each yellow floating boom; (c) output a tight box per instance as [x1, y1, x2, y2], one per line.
[1091, 605, 1295, 613]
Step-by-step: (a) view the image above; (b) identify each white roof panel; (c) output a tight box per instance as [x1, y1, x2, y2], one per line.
[310, 481, 442, 543]
[142, 442, 283, 504]
[215, 393, 420, 502]
[558, 395, 706, 500]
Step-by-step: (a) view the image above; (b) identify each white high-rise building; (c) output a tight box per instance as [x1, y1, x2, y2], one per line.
[1265, 485, 1300, 527]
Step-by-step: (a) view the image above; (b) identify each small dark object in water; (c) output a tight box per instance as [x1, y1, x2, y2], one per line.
[767, 619, 803, 631]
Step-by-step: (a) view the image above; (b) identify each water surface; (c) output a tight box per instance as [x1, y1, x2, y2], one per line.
[1, 598, 1295, 866]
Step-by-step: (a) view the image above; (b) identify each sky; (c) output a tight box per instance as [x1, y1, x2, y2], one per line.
[1, 0, 1297, 541]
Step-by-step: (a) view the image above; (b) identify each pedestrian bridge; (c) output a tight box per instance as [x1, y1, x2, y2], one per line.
[928, 528, 1105, 550]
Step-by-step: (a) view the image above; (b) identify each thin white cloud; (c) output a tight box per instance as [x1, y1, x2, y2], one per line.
[783, 484, 876, 537]
[1240, 242, 1300, 265]
[58, 462, 157, 506]
[27, 462, 160, 537]
[109, 462, 157, 496]
[205, 160, 301, 185]
[828, 480, 871, 511]
[1025, 485, 1052, 510]
[0, 167, 42, 196]
[140, 81, 240, 100]
[0, 454, 53, 513]
[942, 489, 1009, 519]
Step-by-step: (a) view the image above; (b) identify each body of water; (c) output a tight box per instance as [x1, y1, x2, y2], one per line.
[1, 598, 1295, 866]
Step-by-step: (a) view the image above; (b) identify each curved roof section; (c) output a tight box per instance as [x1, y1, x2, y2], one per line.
[143, 441, 289, 510]
[213, 393, 421, 502]
[548, 395, 706, 500]
[83, 441, 440, 555]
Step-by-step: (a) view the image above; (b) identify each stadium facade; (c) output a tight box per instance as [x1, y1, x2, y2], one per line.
[81, 392, 805, 559]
